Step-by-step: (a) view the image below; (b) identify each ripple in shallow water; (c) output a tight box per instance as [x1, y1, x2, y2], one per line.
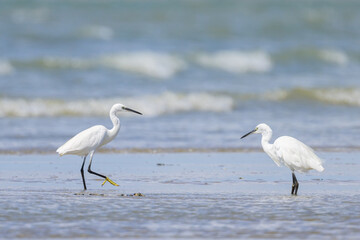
[0, 190, 360, 239]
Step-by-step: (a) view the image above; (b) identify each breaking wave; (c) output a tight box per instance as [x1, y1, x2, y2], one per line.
[9, 48, 351, 80]
[24, 52, 186, 79]
[194, 50, 273, 73]
[0, 92, 234, 117]
[99, 52, 186, 79]
[17, 50, 270, 77]
[0, 60, 15, 75]
[1, 87, 360, 117]
[266, 87, 360, 106]
[275, 48, 349, 66]
[79, 25, 114, 40]
[318, 49, 348, 65]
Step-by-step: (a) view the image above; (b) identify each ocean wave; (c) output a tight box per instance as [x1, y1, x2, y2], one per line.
[21, 52, 186, 79]
[266, 87, 360, 106]
[0, 92, 234, 117]
[275, 48, 349, 66]
[194, 50, 272, 73]
[0, 60, 15, 75]
[7, 47, 352, 80]
[13, 50, 273, 78]
[1, 88, 359, 118]
[99, 52, 186, 79]
[79, 25, 114, 40]
[318, 49, 348, 65]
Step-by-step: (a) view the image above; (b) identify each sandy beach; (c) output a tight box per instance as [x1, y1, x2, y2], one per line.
[1, 151, 359, 239]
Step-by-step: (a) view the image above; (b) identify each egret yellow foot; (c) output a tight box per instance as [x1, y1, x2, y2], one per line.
[101, 177, 119, 187]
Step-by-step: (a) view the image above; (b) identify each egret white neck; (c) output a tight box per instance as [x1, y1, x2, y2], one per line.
[260, 128, 276, 160]
[107, 109, 121, 142]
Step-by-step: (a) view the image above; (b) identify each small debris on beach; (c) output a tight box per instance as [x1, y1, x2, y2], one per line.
[74, 192, 105, 196]
[89, 193, 105, 196]
[118, 193, 145, 197]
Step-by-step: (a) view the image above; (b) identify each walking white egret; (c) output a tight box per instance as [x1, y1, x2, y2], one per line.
[56, 103, 142, 190]
[241, 123, 324, 195]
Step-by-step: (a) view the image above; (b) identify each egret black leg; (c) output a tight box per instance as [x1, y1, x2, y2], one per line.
[81, 156, 87, 190]
[86, 152, 119, 187]
[87, 158, 107, 179]
[291, 172, 299, 195]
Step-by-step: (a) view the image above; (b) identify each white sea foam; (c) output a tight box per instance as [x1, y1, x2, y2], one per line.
[32, 52, 186, 79]
[0, 92, 234, 117]
[0, 60, 15, 75]
[265, 88, 360, 106]
[310, 88, 360, 106]
[99, 52, 186, 79]
[194, 50, 272, 73]
[318, 49, 348, 65]
[80, 25, 114, 40]
[127, 92, 234, 116]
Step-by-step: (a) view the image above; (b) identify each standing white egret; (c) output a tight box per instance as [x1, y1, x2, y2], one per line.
[56, 103, 142, 190]
[241, 123, 324, 195]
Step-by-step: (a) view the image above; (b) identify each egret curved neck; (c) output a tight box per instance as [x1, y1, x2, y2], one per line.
[108, 111, 121, 140]
[261, 130, 273, 154]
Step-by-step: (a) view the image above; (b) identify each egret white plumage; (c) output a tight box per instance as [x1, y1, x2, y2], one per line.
[56, 103, 142, 190]
[241, 123, 324, 195]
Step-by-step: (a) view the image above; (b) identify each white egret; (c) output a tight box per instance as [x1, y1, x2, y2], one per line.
[241, 123, 324, 195]
[56, 103, 142, 190]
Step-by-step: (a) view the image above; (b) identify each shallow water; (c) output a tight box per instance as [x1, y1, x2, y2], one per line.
[2, 191, 360, 239]
[0, 152, 359, 239]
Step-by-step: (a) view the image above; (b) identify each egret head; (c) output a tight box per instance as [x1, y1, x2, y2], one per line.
[111, 103, 142, 115]
[241, 123, 271, 139]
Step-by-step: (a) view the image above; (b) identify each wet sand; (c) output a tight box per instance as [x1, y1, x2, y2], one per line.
[0, 151, 359, 239]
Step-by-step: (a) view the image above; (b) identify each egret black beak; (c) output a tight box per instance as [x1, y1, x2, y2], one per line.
[241, 129, 256, 139]
[124, 107, 142, 115]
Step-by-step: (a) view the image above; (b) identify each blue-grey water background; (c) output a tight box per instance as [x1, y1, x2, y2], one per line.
[1, 0, 360, 152]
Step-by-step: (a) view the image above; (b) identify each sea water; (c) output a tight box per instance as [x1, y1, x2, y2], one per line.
[1, 0, 360, 152]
